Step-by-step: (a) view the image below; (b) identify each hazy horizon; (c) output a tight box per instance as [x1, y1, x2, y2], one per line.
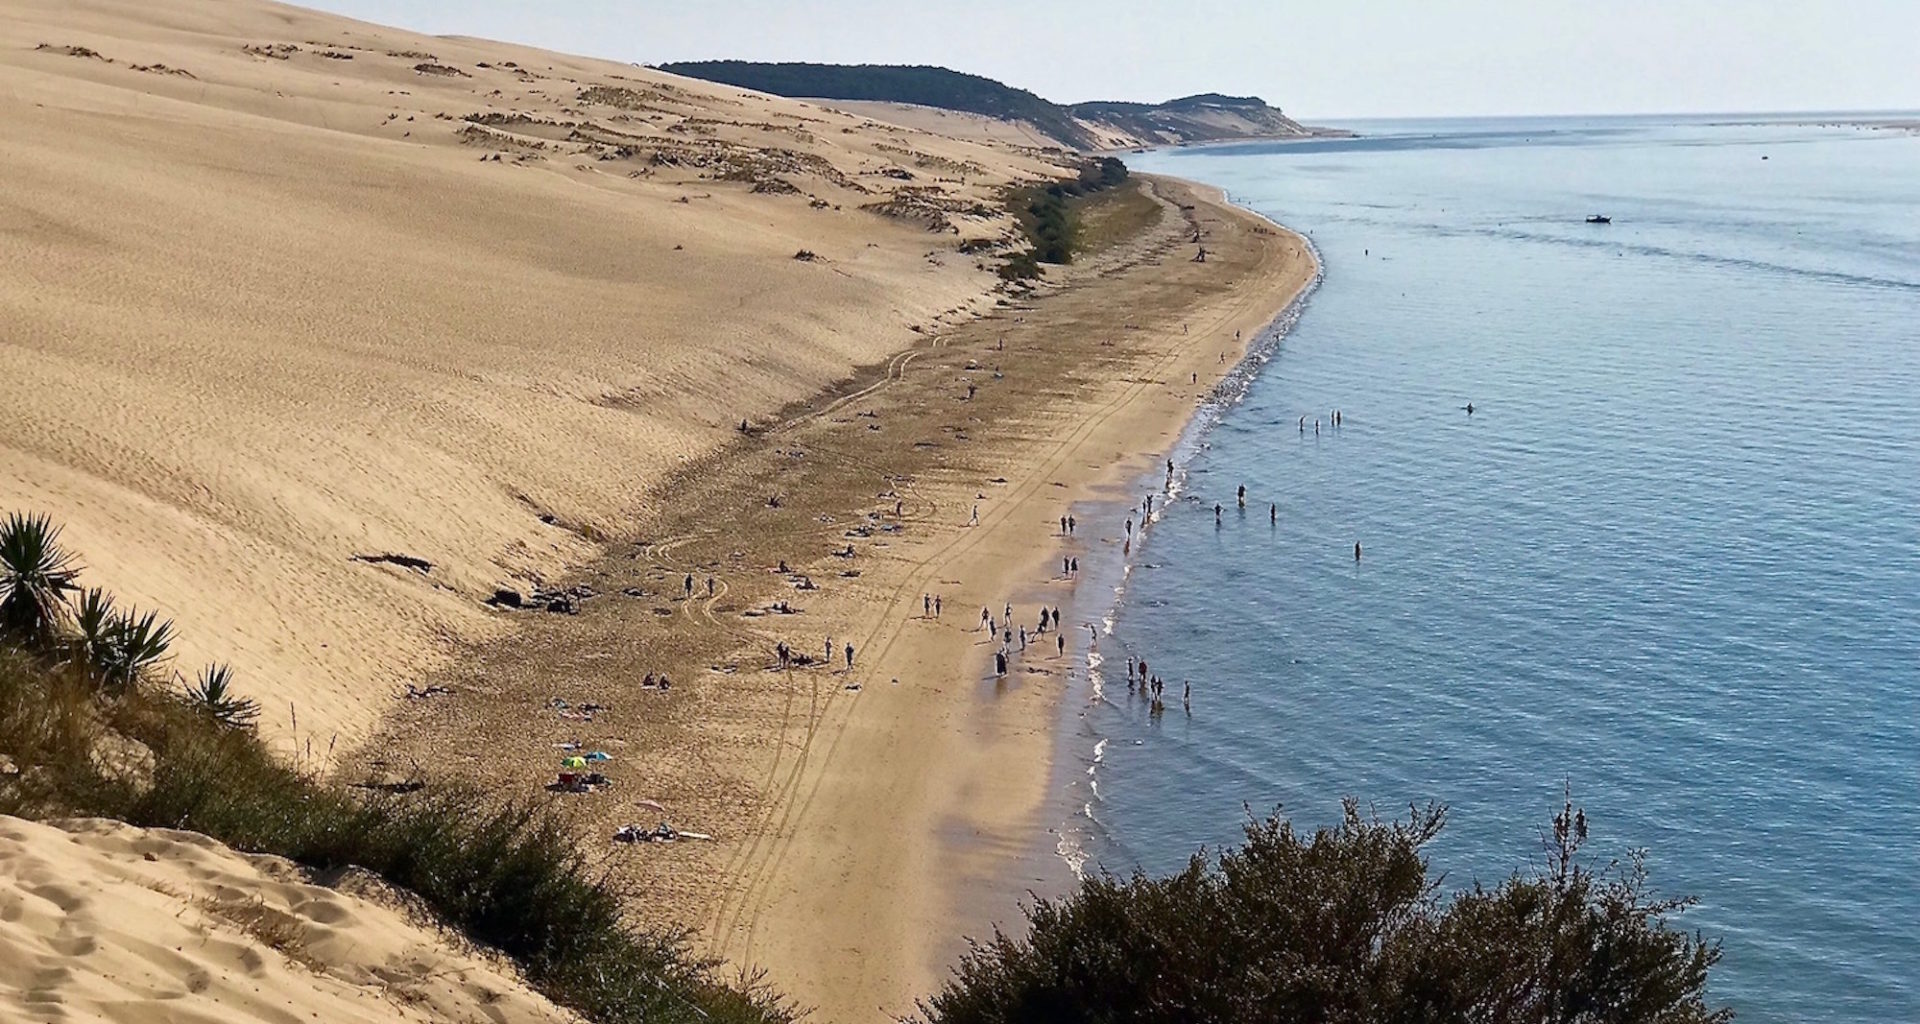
[295, 1, 1920, 121]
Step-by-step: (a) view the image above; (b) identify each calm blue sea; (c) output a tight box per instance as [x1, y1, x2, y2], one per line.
[1059, 116, 1920, 1022]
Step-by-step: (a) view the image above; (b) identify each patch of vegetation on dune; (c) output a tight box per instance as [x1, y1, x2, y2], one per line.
[0, 511, 791, 1024]
[998, 157, 1131, 282]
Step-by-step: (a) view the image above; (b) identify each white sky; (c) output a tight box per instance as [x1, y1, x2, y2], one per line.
[298, 1, 1920, 120]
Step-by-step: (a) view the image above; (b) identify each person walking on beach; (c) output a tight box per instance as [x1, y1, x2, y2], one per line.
[1063, 555, 1072, 577]
[1070, 557, 1079, 574]
[981, 608, 991, 631]
[1004, 602, 1013, 624]
[924, 594, 931, 618]
[970, 504, 979, 526]
[777, 642, 790, 669]
[1057, 633, 1065, 656]
[935, 595, 942, 618]
[1060, 515, 1068, 535]
[684, 574, 694, 598]
[1019, 626, 1027, 651]
[843, 643, 854, 669]
[1068, 515, 1077, 535]
[995, 650, 1008, 676]
[706, 576, 715, 597]
[826, 636, 834, 664]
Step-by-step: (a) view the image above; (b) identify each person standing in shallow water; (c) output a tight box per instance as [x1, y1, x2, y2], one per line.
[1270, 503, 1277, 524]
[1355, 541, 1363, 562]
[1237, 485, 1246, 507]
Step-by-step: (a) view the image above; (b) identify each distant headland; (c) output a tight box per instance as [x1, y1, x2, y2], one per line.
[656, 60, 1349, 150]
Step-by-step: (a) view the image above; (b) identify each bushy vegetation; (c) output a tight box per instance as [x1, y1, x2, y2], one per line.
[922, 799, 1728, 1024]
[1003, 157, 1132, 275]
[0, 512, 790, 1024]
[659, 61, 1094, 149]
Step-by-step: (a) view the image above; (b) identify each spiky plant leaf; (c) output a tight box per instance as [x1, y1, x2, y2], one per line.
[0, 512, 81, 647]
[68, 586, 119, 674]
[183, 662, 259, 730]
[100, 608, 174, 695]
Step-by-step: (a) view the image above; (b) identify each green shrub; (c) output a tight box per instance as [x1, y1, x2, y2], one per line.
[921, 798, 1727, 1024]
[1001, 158, 1133, 274]
[181, 663, 259, 730]
[0, 512, 80, 648]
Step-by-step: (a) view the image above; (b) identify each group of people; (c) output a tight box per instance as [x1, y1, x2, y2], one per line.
[985, 601, 1067, 676]
[772, 636, 856, 671]
[1299, 409, 1344, 437]
[1123, 654, 1189, 714]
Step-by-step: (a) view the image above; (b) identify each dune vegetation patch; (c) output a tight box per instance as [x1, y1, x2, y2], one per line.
[0, 512, 792, 1024]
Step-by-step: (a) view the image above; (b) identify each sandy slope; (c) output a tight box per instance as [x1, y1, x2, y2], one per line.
[0, 0, 1059, 756]
[0, 815, 575, 1023]
[812, 100, 1070, 151]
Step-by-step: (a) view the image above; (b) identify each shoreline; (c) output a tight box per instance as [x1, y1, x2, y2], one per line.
[358, 173, 1318, 1022]
[1042, 224, 1325, 887]
[720, 177, 1322, 1015]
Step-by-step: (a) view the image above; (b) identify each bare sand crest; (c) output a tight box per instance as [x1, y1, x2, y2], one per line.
[0, 0, 1063, 757]
[0, 814, 576, 1022]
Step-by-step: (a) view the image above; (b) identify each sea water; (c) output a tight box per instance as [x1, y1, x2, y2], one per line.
[1059, 116, 1920, 1022]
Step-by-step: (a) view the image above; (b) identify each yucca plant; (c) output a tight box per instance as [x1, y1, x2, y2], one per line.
[0, 512, 81, 647]
[182, 662, 259, 730]
[68, 586, 120, 674]
[99, 608, 174, 695]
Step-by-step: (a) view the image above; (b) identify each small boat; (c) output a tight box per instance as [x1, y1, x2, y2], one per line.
[1586, 214, 1612, 224]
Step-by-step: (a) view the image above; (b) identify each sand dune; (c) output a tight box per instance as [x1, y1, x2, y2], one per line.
[0, 815, 575, 1023]
[0, 0, 1063, 755]
[810, 99, 1071, 151]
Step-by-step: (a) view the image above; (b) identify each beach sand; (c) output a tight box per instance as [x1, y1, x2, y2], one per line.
[363, 173, 1316, 1020]
[2, 1, 1314, 1020]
